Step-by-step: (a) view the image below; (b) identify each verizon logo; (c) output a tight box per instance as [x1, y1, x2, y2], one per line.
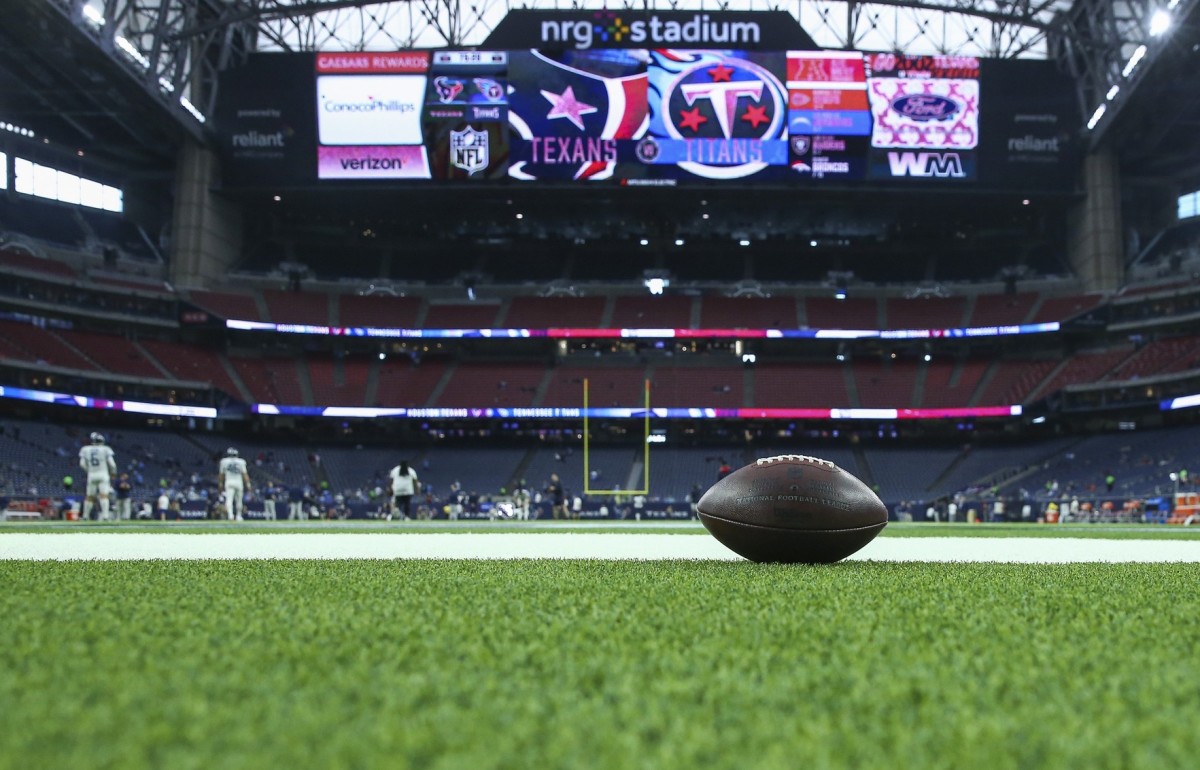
[886, 151, 965, 178]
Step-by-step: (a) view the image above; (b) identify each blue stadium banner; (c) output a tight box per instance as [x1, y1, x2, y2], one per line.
[483, 10, 815, 51]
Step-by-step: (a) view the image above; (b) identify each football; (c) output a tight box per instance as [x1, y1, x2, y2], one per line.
[697, 454, 888, 563]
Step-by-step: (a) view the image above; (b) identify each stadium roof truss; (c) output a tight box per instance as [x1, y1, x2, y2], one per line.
[15, 1, 1200, 158]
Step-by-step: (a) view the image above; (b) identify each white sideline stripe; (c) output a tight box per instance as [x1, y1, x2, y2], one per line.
[1, 534, 1199, 562]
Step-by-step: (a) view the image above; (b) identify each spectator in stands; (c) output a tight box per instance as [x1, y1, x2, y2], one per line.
[1105, 471, 1116, 493]
[79, 432, 117, 521]
[717, 458, 733, 480]
[388, 460, 420, 521]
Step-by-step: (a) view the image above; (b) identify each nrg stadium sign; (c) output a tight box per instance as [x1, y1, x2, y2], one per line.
[484, 10, 815, 51]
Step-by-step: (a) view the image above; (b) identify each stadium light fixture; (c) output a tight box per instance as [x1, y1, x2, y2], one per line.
[1086, 104, 1107, 130]
[639, 238, 649, 246]
[114, 36, 150, 69]
[1122, 45, 1147, 77]
[1106, 85, 1120, 101]
[180, 97, 206, 124]
[1149, 10, 1171, 37]
[674, 238, 684, 246]
[739, 239, 750, 247]
[81, 4, 105, 27]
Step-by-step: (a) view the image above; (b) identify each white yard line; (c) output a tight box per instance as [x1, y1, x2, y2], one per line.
[2, 533, 1199, 562]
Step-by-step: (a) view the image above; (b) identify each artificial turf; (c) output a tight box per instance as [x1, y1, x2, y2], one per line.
[1, 559, 1197, 769]
[6, 520, 1200, 539]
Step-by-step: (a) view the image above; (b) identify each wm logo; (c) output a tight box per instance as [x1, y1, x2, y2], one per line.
[887, 151, 965, 178]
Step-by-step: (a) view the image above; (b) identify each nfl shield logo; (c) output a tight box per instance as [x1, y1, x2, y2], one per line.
[450, 126, 489, 175]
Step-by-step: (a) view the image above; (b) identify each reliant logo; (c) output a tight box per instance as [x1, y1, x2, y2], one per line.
[887, 151, 965, 178]
[1007, 135, 1060, 152]
[232, 130, 285, 148]
[541, 13, 761, 50]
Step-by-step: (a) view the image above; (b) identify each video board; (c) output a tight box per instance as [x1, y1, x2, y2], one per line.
[218, 48, 1076, 189]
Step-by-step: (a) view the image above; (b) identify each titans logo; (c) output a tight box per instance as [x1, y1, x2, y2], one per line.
[648, 50, 787, 180]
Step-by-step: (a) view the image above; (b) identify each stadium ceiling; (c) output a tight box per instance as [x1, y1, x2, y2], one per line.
[0, 1, 1196, 183]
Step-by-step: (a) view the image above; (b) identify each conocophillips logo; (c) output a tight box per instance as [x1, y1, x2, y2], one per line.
[541, 12, 761, 50]
[321, 95, 416, 113]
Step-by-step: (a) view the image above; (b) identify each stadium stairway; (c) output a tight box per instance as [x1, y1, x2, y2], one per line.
[218, 354, 255, 404]
[912, 362, 929, 408]
[50, 330, 104, 371]
[843, 362, 860, 408]
[599, 296, 616, 328]
[851, 446, 877, 491]
[134, 341, 176, 379]
[363, 361, 381, 407]
[295, 359, 315, 406]
[742, 368, 754, 408]
[967, 361, 998, 407]
[529, 369, 554, 408]
[252, 292, 270, 323]
[425, 363, 457, 406]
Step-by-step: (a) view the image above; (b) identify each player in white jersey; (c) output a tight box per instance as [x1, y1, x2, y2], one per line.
[78, 432, 117, 521]
[218, 448, 252, 521]
[387, 460, 420, 521]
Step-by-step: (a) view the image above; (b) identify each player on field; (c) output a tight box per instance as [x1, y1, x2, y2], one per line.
[219, 448, 252, 521]
[388, 460, 420, 521]
[79, 433, 118, 521]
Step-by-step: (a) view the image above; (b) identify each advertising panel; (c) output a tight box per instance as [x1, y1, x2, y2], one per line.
[212, 36, 1076, 192]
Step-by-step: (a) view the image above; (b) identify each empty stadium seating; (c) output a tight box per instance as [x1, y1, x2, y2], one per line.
[423, 302, 502, 328]
[0, 320, 99, 371]
[966, 292, 1039, 327]
[608, 296, 694, 329]
[884, 297, 968, 330]
[753, 362, 849, 408]
[56, 330, 165, 380]
[853, 360, 920, 408]
[502, 296, 606, 328]
[136, 340, 244, 396]
[698, 296, 798, 329]
[262, 289, 332, 326]
[649, 365, 744, 408]
[541, 366, 649, 408]
[373, 359, 447, 408]
[435, 362, 545, 407]
[338, 295, 423, 328]
[187, 290, 261, 321]
[803, 297, 879, 329]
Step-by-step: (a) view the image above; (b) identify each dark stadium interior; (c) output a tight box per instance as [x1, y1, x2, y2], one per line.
[2, 1, 1200, 522]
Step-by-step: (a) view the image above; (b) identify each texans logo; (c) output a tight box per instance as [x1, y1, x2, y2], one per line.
[434, 76, 465, 103]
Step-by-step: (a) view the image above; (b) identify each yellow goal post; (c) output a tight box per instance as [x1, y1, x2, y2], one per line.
[583, 377, 650, 497]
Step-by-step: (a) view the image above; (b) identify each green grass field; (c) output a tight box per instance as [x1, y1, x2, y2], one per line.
[7, 520, 1200, 539]
[2, 555, 1198, 769]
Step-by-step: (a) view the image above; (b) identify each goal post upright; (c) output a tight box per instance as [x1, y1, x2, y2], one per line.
[583, 377, 651, 497]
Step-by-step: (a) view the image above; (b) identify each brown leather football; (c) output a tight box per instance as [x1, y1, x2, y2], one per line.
[697, 454, 888, 563]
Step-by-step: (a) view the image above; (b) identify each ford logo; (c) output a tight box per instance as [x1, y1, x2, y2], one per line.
[891, 94, 959, 121]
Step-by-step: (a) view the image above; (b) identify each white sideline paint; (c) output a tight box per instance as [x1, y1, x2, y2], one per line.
[1, 534, 1199, 562]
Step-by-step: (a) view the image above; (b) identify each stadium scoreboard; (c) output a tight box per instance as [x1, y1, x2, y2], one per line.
[217, 11, 1077, 191]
